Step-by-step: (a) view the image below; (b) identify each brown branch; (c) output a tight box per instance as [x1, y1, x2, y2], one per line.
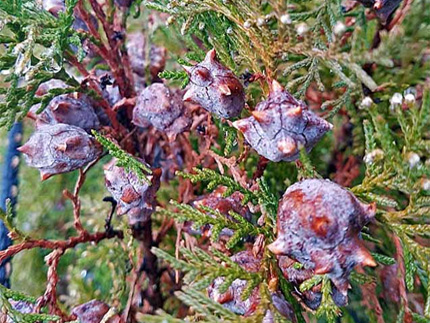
[76, 0, 132, 97]
[394, 235, 413, 323]
[131, 219, 163, 313]
[0, 230, 123, 265]
[35, 249, 69, 320]
[63, 188, 85, 235]
[357, 266, 385, 323]
[63, 157, 105, 234]
[155, 218, 175, 245]
[78, 0, 134, 97]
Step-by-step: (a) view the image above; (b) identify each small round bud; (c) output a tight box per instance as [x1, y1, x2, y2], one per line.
[126, 33, 167, 80]
[104, 159, 160, 226]
[360, 96, 373, 109]
[407, 152, 420, 168]
[208, 250, 294, 320]
[333, 21, 346, 36]
[363, 149, 384, 164]
[404, 93, 415, 104]
[390, 92, 403, 107]
[166, 16, 175, 25]
[280, 14, 292, 24]
[296, 22, 309, 36]
[133, 83, 191, 140]
[244, 19, 253, 29]
[1, 300, 35, 322]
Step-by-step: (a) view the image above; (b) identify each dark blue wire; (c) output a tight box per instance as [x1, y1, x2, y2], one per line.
[0, 122, 23, 287]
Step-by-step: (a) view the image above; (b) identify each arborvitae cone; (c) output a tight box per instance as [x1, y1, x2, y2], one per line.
[104, 159, 161, 226]
[208, 249, 295, 321]
[133, 83, 191, 140]
[268, 179, 377, 306]
[71, 300, 121, 323]
[183, 49, 245, 118]
[126, 33, 167, 81]
[233, 80, 332, 162]
[34, 93, 100, 132]
[18, 124, 102, 180]
[186, 186, 252, 238]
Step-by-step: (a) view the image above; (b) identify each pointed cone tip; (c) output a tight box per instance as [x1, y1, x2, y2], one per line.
[252, 110, 270, 123]
[183, 90, 194, 102]
[232, 120, 248, 132]
[206, 49, 217, 62]
[267, 239, 287, 255]
[277, 139, 297, 155]
[357, 247, 377, 267]
[53, 102, 70, 112]
[17, 144, 31, 155]
[40, 171, 53, 181]
[271, 80, 284, 92]
[219, 84, 232, 96]
[56, 143, 67, 152]
[285, 106, 303, 117]
[363, 202, 377, 218]
[182, 65, 193, 74]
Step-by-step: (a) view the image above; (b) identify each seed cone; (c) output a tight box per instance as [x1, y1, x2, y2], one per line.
[104, 159, 160, 226]
[18, 123, 102, 180]
[233, 80, 332, 162]
[268, 179, 376, 307]
[208, 249, 295, 321]
[133, 83, 191, 140]
[183, 49, 245, 118]
[33, 93, 100, 133]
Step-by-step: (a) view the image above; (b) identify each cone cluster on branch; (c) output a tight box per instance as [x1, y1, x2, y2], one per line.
[11, 0, 418, 313]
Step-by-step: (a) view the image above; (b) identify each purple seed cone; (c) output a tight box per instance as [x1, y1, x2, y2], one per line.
[18, 124, 102, 180]
[268, 179, 377, 306]
[133, 83, 191, 140]
[104, 159, 160, 226]
[183, 49, 245, 118]
[233, 80, 332, 162]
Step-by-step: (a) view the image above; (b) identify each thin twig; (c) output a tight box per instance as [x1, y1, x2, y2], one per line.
[394, 235, 412, 323]
[0, 230, 123, 264]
